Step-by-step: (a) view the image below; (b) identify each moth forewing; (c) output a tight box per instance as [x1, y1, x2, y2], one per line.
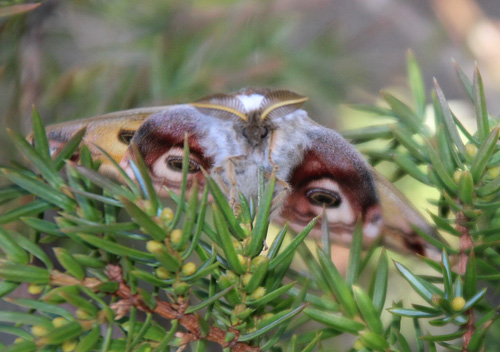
[34, 107, 174, 175]
[371, 169, 438, 256]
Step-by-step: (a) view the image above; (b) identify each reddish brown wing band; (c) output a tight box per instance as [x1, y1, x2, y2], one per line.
[277, 127, 384, 248]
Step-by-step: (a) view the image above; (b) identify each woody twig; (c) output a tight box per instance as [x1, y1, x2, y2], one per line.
[51, 265, 260, 352]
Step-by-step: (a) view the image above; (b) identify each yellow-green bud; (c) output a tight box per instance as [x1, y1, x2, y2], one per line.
[237, 254, 246, 267]
[466, 143, 478, 157]
[226, 270, 237, 280]
[146, 240, 164, 254]
[75, 308, 93, 320]
[138, 200, 154, 216]
[451, 296, 466, 311]
[52, 317, 68, 328]
[251, 286, 266, 300]
[155, 267, 170, 279]
[14, 338, 24, 344]
[250, 255, 269, 272]
[225, 271, 239, 285]
[234, 304, 246, 315]
[240, 223, 251, 236]
[28, 284, 44, 295]
[170, 229, 182, 244]
[231, 239, 243, 252]
[431, 294, 441, 306]
[353, 339, 365, 351]
[453, 170, 463, 184]
[173, 282, 190, 296]
[260, 313, 274, 322]
[242, 273, 252, 286]
[251, 255, 267, 267]
[233, 304, 252, 320]
[160, 208, 174, 222]
[62, 339, 77, 352]
[181, 262, 197, 276]
[486, 166, 500, 180]
[31, 325, 49, 337]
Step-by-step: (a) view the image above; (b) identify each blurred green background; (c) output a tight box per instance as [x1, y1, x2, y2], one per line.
[3, 0, 500, 160]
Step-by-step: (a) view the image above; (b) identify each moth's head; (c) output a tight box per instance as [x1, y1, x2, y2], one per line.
[192, 89, 308, 148]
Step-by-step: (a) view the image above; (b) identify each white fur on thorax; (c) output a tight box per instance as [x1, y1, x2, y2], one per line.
[200, 118, 240, 164]
[270, 110, 314, 178]
[236, 94, 264, 112]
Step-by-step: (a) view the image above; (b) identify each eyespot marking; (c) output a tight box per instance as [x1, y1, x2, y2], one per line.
[118, 129, 136, 145]
[166, 155, 201, 173]
[306, 188, 342, 208]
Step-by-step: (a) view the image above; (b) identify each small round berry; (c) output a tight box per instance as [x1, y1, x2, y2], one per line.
[28, 284, 44, 295]
[31, 325, 49, 337]
[451, 296, 466, 311]
[146, 240, 164, 254]
[155, 267, 170, 279]
[466, 143, 477, 157]
[181, 262, 197, 276]
[160, 208, 174, 222]
[251, 287, 266, 300]
[62, 339, 77, 352]
[170, 229, 182, 244]
[52, 317, 68, 328]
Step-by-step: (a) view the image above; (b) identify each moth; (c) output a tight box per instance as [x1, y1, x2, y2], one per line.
[37, 88, 435, 255]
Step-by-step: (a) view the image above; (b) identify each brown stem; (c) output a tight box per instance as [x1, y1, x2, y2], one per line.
[456, 211, 474, 352]
[51, 265, 260, 352]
